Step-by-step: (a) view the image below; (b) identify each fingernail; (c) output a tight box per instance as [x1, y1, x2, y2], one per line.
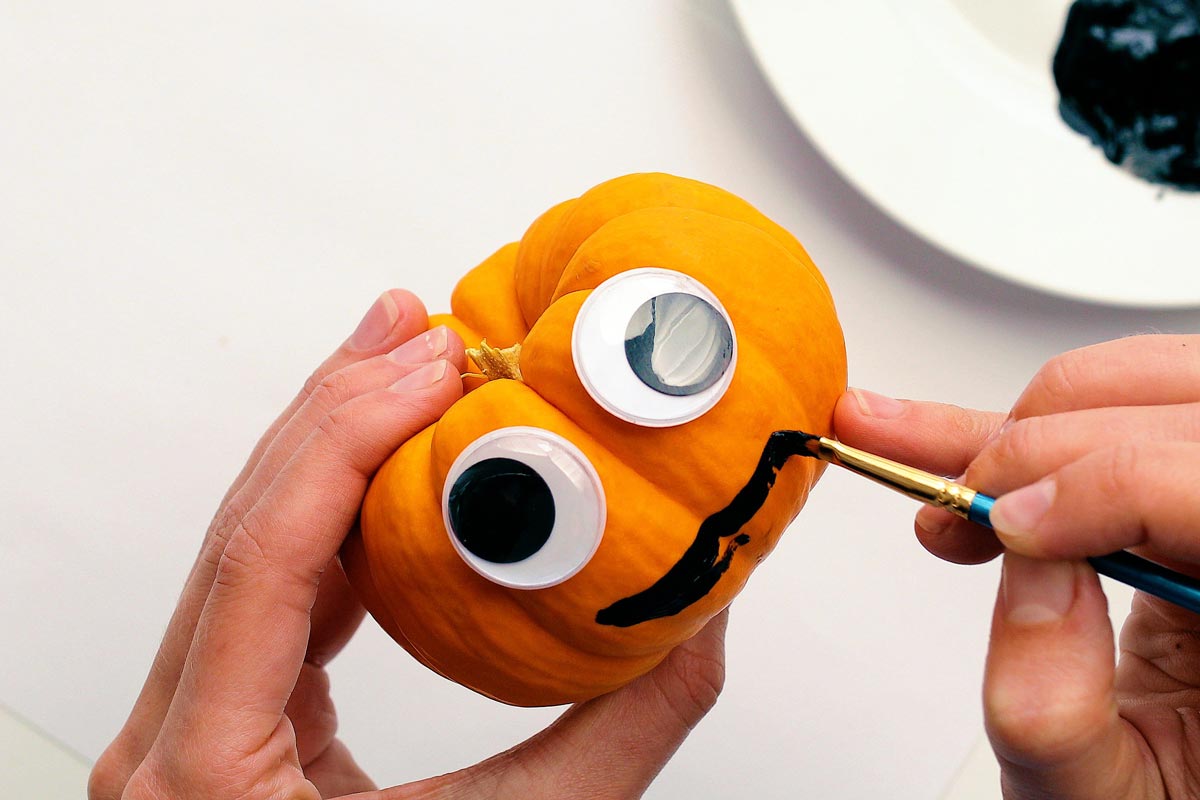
[389, 360, 450, 392]
[387, 326, 449, 364]
[1002, 553, 1076, 625]
[990, 478, 1056, 543]
[850, 388, 904, 419]
[349, 293, 399, 351]
[916, 507, 951, 538]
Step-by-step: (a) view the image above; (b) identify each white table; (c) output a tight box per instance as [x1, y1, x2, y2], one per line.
[2, 3, 1195, 798]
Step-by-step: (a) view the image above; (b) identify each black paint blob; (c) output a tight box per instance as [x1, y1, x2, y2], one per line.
[448, 457, 556, 564]
[595, 430, 815, 628]
[1053, 0, 1200, 190]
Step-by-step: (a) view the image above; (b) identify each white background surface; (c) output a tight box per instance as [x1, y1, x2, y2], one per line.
[2, 2, 1197, 798]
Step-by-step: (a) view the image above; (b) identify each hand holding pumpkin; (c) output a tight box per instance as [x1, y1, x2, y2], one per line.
[89, 289, 729, 800]
[835, 335, 1200, 800]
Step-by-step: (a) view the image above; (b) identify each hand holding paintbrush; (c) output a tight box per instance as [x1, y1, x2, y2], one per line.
[834, 334, 1200, 800]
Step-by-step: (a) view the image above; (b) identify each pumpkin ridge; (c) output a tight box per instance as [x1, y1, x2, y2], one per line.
[698, 212, 833, 304]
[449, 242, 528, 349]
[545, 208, 835, 318]
[510, 174, 789, 324]
[513, 173, 831, 325]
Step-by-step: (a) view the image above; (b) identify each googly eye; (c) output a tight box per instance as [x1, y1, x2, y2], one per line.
[442, 427, 606, 589]
[572, 268, 737, 427]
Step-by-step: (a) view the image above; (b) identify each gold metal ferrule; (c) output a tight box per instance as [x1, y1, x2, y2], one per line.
[812, 437, 978, 521]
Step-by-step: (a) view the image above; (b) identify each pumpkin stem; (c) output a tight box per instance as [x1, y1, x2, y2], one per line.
[466, 340, 524, 382]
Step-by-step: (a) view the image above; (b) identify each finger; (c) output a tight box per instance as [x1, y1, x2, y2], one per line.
[284, 664, 375, 797]
[154, 362, 462, 777]
[304, 739, 375, 797]
[286, 664, 339, 768]
[834, 389, 1008, 564]
[984, 554, 1155, 799]
[989, 442, 1200, 564]
[217, 324, 464, 555]
[913, 506, 1005, 565]
[306, 554, 367, 668]
[834, 389, 1008, 477]
[968, 403, 1200, 495]
[221, 289, 431, 508]
[215, 331, 462, 660]
[219, 325, 463, 555]
[920, 403, 1200, 565]
[1012, 334, 1200, 420]
[367, 610, 730, 800]
[106, 329, 463, 783]
[223, 326, 465, 523]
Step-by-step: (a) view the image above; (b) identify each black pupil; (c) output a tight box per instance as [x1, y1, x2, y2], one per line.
[447, 457, 556, 564]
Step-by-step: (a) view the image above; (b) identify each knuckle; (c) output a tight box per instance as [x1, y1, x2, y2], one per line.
[214, 514, 318, 600]
[125, 751, 238, 800]
[954, 404, 992, 443]
[985, 683, 1107, 767]
[299, 365, 367, 421]
[1018, 353, 1083, 415]
[652, 644, 727, 731]
[314, 405, 369, 457]
[943, 404, 996, 449]
[118, 762, 172, 800]
[88, 742, 135, 800]
[1000, 417, 1041, 464]
[307, 370, 357, 414]
[203, 496, 254, 568]
[300, 369, 325, 403]
[120, 732, 311, 800]
[315, 408, 346, 443]
[1039, 354, 1082, 399]
[970, 419, 1027, 483]
[976, 417, 1041, 480]
[212, 522, 270, 591]
[1101, 443, 1142, 496]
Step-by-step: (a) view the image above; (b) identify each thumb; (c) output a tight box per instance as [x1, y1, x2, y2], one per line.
[984, 554, 1152, 799]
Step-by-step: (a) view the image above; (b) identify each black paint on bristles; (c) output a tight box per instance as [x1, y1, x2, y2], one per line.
[785, 429, 824, 459]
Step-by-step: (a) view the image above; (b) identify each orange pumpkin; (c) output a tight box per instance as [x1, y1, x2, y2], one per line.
[342, 173, 846, 706]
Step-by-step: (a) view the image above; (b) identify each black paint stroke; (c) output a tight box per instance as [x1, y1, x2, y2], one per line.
[595, 430, 819, 628]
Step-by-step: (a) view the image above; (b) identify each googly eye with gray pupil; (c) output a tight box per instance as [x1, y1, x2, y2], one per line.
[624, 293, 733, 397]
[441, 427, 606, 589]
[572, 268, 738, 428]
[447, 457, 555, 564]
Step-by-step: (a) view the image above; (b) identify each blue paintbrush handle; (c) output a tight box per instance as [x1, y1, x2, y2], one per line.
[968, 494, 1200, 615]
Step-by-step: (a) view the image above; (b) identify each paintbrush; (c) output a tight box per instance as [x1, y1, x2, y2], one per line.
[793, 432, 1200, 615]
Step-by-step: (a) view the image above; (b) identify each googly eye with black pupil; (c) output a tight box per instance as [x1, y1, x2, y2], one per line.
[572, 268, 737, 427]
[442, 427, 606, 589]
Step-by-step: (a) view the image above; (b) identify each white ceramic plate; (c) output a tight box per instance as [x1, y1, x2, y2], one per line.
[732, 0, 1200, 307]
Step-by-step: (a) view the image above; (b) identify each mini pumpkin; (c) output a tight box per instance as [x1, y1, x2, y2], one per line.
[342, 173, 846, 706]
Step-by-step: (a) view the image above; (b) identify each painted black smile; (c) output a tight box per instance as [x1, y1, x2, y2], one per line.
[595, 430, 815, 628]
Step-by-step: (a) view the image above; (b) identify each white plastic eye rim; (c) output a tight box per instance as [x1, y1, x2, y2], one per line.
[571, 268, 738, 428]
[441, 426, 607, 590]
